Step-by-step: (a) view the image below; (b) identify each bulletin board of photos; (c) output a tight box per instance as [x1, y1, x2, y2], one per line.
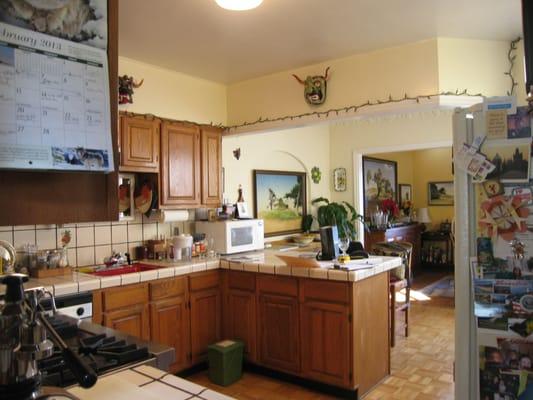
[470, 104, 533, 400]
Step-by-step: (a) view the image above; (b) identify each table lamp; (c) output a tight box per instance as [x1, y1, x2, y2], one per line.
[417, 207, 432, 231]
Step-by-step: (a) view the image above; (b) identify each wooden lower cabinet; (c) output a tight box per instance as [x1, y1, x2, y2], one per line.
[149, 277, 190, 373]
[103, 304, 150, 341]
[258, 292, 300, 373]
[224, 271, 257, 362]
[190, 288, 222, 363]
[190, 271, 222, 364]
[92, 269, 391, 395]
[300, 300, 351, 387]
[226, 288, 257, 362]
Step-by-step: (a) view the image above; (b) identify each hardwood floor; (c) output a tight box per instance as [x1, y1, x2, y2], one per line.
[188, 288, 455, 400]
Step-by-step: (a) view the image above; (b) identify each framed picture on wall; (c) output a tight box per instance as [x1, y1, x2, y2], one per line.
[399, 184, 412, 203]
[253, 170, 307, 236]
[428, 181, 454, 206]
[362, 157, 397, 216]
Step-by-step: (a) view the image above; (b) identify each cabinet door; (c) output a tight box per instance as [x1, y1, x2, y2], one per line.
[201, 127, 222, 206]
[190, 288, 222, 363]
[301, 301, 351, 387]
[120, 115, 159, 172]
[226, 289, 257, 362]
[258, 293, 300, 373]
[160, 122, 201, 207]
[150, 296, 190, 373]
[103, 304, 150, 341]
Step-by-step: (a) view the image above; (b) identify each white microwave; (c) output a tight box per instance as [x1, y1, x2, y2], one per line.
[195, 219, 265, 255]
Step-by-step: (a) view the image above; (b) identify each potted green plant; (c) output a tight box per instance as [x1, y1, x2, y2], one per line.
[311, 197, 365, 239]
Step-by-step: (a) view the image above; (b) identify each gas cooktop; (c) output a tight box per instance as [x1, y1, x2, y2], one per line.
[38, 316, 162, 388]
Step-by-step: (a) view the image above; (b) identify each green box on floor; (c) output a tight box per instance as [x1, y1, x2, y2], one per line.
[208, 339, 244, 386]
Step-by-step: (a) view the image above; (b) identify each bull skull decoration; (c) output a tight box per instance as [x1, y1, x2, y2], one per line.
[292, 67, 330, 105]
[118, 75, 144, 105]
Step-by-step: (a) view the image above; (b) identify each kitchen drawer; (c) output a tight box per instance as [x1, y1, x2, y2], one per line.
[228, 270, 256, 292]
[190, 270, 220, 292]
[257, 275, 298, 297]
[102, 283, 149, 311]
[150, 276, 188, 301]
[300, 279, 350, 304]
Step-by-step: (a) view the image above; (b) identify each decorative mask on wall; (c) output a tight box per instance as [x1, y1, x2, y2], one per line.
[233, 148, 241, 160]
[118, 75, 144, 104]
[292, 67, 330, 105]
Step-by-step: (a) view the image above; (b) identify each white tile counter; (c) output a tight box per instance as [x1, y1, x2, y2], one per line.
[67, 365, 235, 400]
[1, 251, 401, 297]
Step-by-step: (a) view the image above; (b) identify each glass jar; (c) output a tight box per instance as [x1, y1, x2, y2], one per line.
[58, 247, 69, 268]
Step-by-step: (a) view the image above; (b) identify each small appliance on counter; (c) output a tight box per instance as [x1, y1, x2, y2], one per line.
[195, 219, 264, 255]
[316, 225, 340, 261]
[172, 234, 193, 261]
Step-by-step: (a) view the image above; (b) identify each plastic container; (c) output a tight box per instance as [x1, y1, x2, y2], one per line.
[207, 340, 244, 386]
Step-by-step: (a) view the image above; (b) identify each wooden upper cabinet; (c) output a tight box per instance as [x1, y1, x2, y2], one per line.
[201, 127, 222, 206]
[119, 115, 160, 172]
[160, 122, 201, 207]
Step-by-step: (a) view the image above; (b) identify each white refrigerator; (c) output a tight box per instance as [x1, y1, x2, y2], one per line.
[454, 100, 533, 400]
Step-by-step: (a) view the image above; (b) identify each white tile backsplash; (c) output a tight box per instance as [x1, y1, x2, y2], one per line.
[0, 231, 13, 243]
[128, 224, 143, 242]
[76, 227, 94, 247]
[36, 229, 56, 250]
[94, 226, 111, 246]
[143, 223, 158, 241]
[14, 225, 35, 231]
[112, 242, 128, 255]
[7, 216, 174, 268]
[112, 224, 128, 244]
[95, 245, 112, 265]
[77, 247, 95, 267]
[14, 230, 35, 248]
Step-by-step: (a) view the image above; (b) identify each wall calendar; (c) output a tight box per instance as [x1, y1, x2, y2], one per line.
[0, 21, 113, 172]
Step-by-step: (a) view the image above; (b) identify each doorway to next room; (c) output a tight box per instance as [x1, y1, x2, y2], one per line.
[359, 145, 456, 398]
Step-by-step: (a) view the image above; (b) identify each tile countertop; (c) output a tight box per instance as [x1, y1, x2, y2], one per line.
[67, 364, 234, 400]
[1, 251, 402, 297]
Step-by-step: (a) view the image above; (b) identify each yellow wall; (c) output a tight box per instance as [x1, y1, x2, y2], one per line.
[412, 147, 454, 229]
[118, 56, 227, 125]
[371, 148, 453, 229]
[437, 38, 510, 97]
[226, 38, 515, 127]
[226, 39, 440, 126]
[222, 124, 331, 235]
[329, 110, 453, 206]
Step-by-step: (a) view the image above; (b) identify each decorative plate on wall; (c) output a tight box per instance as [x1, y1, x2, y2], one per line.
[333, 168, 347, 192]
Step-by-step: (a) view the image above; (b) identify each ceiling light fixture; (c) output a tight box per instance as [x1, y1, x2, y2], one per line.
[215, 0, 263, 11]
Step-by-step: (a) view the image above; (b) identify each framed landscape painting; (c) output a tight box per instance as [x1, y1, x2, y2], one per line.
[428, 181, 454, 206]
[253, 170, 307, 236]
[362, 157, 397, 217]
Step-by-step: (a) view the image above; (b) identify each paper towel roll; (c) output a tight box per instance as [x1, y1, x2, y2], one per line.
[159, 210, 189, 223]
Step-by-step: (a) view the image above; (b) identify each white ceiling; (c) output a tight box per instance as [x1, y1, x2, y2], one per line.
[119, 0, 522, 84]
